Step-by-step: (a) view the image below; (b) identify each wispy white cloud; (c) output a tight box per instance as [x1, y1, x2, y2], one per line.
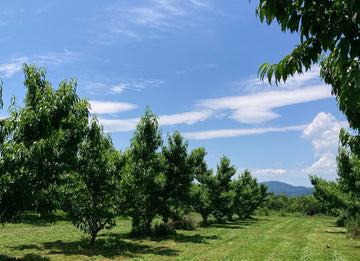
[89, 100, 137, 114]
[198, 85, 332, 124]
[35, 49, 79, 65]
[0, 8, 24, 26]
[252, 169, 287, 178]
[159, 111, 211, 125]
[110, 79, 164, 94]
[98, 118, 140, 133]
[90, 0, 211, 44]
[98, 110, 212, 133]
[239, 66, 321, 93]
[80, 78, 164, 96]
[0, 57, 28, 78]
[302, 112, 348, 179]
[182, 125, 307, 140]
[0, 49, 79, 79]
[96, 70, 333, 134]
[111, 84, 127, 94]
[188, 0, 209, 7]
[198, 63, 217, 68]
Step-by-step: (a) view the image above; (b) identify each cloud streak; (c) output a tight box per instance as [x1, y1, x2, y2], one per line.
[252, 169, 287, 178]
[159, 111, 211, 125]
[90, 0, 211, 44]
[96, 68, 333, 137]
[240, 66, 322, 93]
[98, 117, 140, 132]
[110, 79, 164, 94]
[98, 110, 212, 132]
[35, 49, 79, 66]
[0, 57, 28, 78]
[0, 50, 79, 79]
[89, 100, 137, 114]
[183, 125, 307, 140]
[198, 85, 332, 124]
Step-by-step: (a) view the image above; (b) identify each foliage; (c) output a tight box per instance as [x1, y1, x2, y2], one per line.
[164, 216, 196, 232]
[191, 157, 267, 222]
[263, 193, 289, 212]
[255, 0, 360, 131]
[254, 0, 360, 237]
[179, 215, 196, 231]
[61, 117, 123, 244]
[189, 147, 213, 224]
[310, 131, 360, 224]
[310, 124, 360, 230]
[263, 193, 326, 216]
[154, 222, 177, 236]
[160, 131, 194, 222]
[0, 64, 89, 224]
[191, 182, 212, 225]
[345, 214, 360, 238]
[232, 169, 267, 219]
[123, 106, 164, 234]
[209, 156, 237, 222]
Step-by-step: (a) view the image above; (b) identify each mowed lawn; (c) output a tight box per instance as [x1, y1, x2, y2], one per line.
[1, 215, 359, 260]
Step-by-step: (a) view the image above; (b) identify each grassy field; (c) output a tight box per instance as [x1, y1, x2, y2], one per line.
[1, 214, 360, 260]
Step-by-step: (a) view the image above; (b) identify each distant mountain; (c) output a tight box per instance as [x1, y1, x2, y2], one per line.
[262, 181, 314, 197]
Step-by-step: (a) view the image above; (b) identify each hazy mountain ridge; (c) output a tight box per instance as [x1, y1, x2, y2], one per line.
[263, 181, 314, 197]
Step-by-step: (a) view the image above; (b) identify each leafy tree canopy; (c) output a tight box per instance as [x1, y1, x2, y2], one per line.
[0, 64, 89, 223]
[160, 131, 194, 222]
[255, 0, 360, 131]
[124, 106, 164, 234]
[62, 117, 123, 244]
[210, 156, 237, 222]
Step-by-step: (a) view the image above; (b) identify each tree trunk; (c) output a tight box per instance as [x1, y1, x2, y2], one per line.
[144, 219, 152, 234]
[201, 214, 208, 224]
[90, 230, 99, 245]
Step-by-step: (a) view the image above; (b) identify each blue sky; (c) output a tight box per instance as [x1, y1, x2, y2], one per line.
[0, 0, 348, 186]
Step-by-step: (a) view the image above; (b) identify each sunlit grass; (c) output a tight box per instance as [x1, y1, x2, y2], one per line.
[1, 214, 359, 260]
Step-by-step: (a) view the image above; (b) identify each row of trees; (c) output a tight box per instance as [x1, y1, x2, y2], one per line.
[262, 194, 327, 216]
[192, 165, 267, 224]
[0, 64, 267, 244]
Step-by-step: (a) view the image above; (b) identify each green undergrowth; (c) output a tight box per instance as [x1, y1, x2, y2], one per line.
[1, 214, 359, 260]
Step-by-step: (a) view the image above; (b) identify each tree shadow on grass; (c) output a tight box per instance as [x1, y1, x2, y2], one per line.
[208, 222, 245, 230]
[324, 230, 346, 235]
[0, 254, 50, 261]
[205, 217, 269, 229]
[329, 221, 343, 228]
[10, 235, 179, 259]
[8, 228, 220, 260]
[13, 212, 70, 227]
[173, 233, 218, 244]
[12, 244, 43, 251]
[114, 231, 219, 244]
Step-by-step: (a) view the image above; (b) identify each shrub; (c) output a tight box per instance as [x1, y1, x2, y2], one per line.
[345, 214, 360, 238]
[154, 223, 176, 236]
[167, 220, 182, 229]
[181, 215, 196, 230]
[279, 210, 287, 217]
[256, 207, 270, 216]
[167, 216, 196, 231]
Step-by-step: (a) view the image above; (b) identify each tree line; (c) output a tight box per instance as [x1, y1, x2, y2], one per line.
[261, 193, 327, 217]
[0, 64, 267, 244]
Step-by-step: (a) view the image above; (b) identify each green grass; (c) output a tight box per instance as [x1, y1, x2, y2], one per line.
[1, 214, 360, 260]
